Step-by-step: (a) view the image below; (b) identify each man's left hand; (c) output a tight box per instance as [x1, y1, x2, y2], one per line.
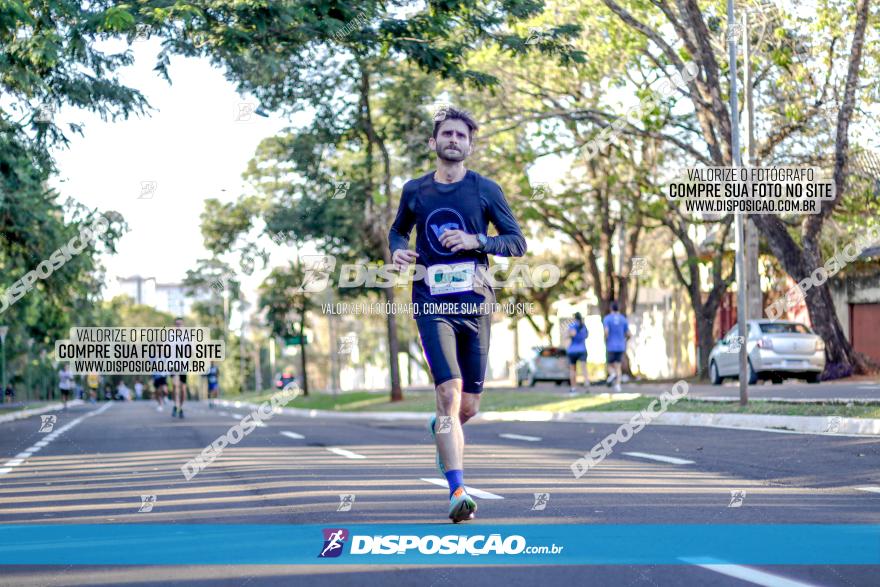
[440, 230, 480, 253]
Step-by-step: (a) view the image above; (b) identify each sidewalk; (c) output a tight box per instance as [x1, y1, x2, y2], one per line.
[217, 398, 880, 437]
[0, 400, 84, 424]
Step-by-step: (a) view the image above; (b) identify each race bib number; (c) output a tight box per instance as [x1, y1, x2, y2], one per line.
[427, 262, 476, 296]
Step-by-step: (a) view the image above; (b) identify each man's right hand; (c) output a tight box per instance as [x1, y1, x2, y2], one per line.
[392, 249, 419, 270]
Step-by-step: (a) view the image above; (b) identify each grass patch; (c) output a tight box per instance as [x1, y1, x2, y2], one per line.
[576, 397, 880, 419]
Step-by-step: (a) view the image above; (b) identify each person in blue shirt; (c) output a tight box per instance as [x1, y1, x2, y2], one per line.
[389, 106, 527, 524]
[205, 364, 220, 408]
[603, 301, 630, 392]
[565, 312, 590, 394]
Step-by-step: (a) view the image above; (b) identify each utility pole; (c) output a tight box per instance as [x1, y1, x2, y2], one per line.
[743, 11, 763, 319]
[729, 0, 749, 405]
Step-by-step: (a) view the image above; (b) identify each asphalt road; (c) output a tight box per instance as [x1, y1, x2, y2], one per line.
[1, 400, 879, 586]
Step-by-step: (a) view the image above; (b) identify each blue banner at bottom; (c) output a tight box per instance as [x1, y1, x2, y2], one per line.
[0, 524, 878, 565]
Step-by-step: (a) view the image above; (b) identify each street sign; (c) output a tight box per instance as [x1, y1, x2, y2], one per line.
[284, 335, 308, 346]
[0, 326, 7, 342]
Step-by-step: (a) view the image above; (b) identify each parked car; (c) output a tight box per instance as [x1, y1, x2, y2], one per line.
[516, 347, 570, 387]
[708, 320, 825, 385]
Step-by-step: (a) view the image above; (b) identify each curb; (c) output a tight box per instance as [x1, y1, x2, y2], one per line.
[218, 399, 880, 437]
[0, 400, 84, 424]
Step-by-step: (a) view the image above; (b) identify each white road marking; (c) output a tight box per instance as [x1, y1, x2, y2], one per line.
[684, 561, 822, 587]
[254, 421, 267, 428]
[217, 411, 229, 416]
[499, 433, 542, 442]
[0, 402, 113, 477]
[230, 413, 245, 419]
[420, 478, 504, 500]
[856, 486, 880, 494]
[622, 452, 694, 465]
[280, 431, 304, 440]
[327, 447, 366, 460]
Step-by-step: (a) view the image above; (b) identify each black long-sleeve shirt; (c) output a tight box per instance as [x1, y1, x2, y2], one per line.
[388, 169, 527, 314]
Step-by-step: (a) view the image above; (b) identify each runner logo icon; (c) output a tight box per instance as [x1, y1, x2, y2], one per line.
[319, 528, 349, 558]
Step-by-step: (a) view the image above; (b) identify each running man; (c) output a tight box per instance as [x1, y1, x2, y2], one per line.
[565, 312, 590, 394]
[388, 106, 527, 523]
[86, 372, 100, 404]
[205, 363, 220, 408]
[170, 316, 187, 419]
[603, 301, 630, 393]
[152, 370, 168, 411]
[58, 364, 74, 409]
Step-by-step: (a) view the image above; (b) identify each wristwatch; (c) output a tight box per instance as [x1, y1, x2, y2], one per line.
[476, 233, 488, 252]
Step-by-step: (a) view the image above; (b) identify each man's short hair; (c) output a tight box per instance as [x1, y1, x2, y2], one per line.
[432, 107, 479, 142]
[610, 301, 619, 312]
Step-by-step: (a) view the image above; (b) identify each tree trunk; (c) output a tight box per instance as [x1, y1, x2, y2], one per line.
[298, 302, 308, 396]
[695, 308, 717, 379]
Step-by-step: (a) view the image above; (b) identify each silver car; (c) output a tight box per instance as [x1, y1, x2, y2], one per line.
[516, 347, 570, 387]
[708, 320, 825, 385]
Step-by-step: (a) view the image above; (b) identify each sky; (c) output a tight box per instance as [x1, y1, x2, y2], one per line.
[47, 37, 292, 301]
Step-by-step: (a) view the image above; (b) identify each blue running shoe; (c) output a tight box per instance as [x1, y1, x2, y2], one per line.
[448, 486, 477, 523]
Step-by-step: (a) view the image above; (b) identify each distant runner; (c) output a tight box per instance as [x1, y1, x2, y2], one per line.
[206, 363, 220, 408]
[170, 317, 187, 419]
[389, 106, 527, 523]
[566, 312, 590, 394]
[86, 372, 100, 404]
[152, 370, 168, 411]
[603, 301, 630, 393]
[58, 364, 74, 409]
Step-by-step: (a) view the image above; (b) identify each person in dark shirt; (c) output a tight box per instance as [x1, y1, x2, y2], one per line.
[388, 106, 527, 523]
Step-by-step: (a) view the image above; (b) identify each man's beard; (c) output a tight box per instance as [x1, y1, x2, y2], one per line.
[437, 146, 467, 162]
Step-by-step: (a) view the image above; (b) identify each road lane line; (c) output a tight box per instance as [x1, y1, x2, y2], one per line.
[280, 431, 304, 440]
[622, 452, 694, 465]
[218, 411, 229, 416]
[327, 447, 366, 460]
[499, 433, 541, 442]
[420, 478, 504, 500]
[685, 562, 821, 587]
[856, 486, 880, 494]
[231, 413, 245, 418]
[0, 402, 113, 476]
